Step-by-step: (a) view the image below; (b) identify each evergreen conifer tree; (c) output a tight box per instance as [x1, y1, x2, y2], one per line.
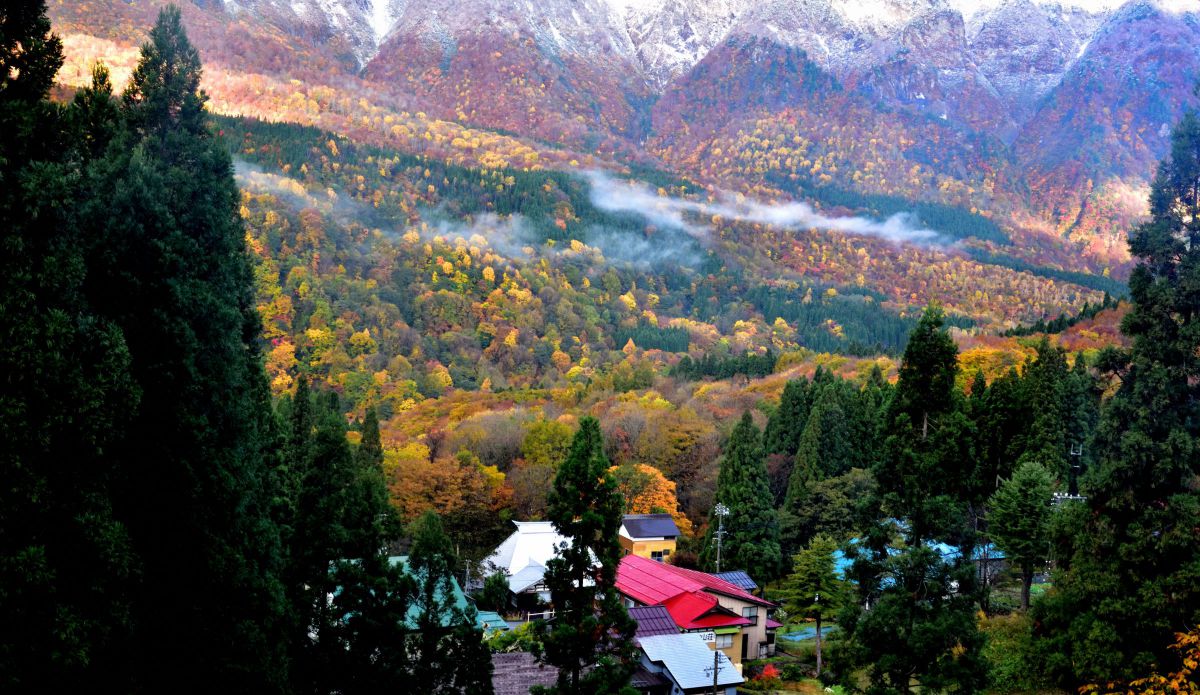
[988, 461, 1054, 611]
[779, 535, 848, 677]
[841, 305, 986, 694]
[796, 386, 854, 479]
[764, 378, 811, 457]
[1033, 112, 1200, 685]
[535, 417, 637, 694]
[408, 511, 494, 694]
[327, 405, 415, 693]
[701, 412, 785, 581]
[781, 386, 854, 552]
[0, 4, 139, 689]
[972, 367, 1030, 491]
[1017, 338, 1069, 476]
[1062, 353, 1100, 469]
[75, 7, 289, 689]
[291, 393, 360, 690]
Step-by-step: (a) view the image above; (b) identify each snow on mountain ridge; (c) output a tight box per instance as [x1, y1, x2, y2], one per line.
[384, 0, 639, 63]
[625, 0, 745, 88]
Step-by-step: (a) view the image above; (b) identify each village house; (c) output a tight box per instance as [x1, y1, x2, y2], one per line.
[479, 521, 594, 620]
[616, 554, 779, 668]
[629, 605, 743, 695]
[619, 513, 680, 561]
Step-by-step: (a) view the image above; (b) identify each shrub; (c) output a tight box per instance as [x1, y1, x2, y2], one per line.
[980, 612, 1048, 692]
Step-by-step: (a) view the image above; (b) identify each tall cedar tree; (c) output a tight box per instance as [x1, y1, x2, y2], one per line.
[1063, 354, 1100, 469]
[329, 406, 416, 694]
[535, 417, 638, 695]
[407, 512, 494, 694]
[286, 392, 419, 693]
[700, 412, 785, 581]
[797, 385, 855, 479]
[289, 391, 361, 690]
[0, 3, 139, 689]
[1017, 338, 1070, 477]
[988, 461, 1054, 611]
[779, 535, 848, 677]
[764, 377, 812, 457]
[1033, 112, 1200, 685]
[781, 386, 854, 553]
[74, 6, 287, 691]
[970, 367, 1031, 490]
[841, 305, 987, 695]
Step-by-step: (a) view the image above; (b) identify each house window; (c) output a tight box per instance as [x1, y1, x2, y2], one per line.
[742, 606, 758, 624]
[650, 549, 671, 562]
[715, 633, 733, 649]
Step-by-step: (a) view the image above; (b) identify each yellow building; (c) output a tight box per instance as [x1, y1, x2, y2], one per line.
[618, 513, 680, 561]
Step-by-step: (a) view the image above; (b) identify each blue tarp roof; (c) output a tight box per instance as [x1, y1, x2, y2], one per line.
[833, 541, 1004, 579]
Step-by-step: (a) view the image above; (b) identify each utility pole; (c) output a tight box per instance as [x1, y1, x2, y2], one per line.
[1053, 445, 1088, 506]
[1068, 442, 1083, 497]
[714, 503, 730, 574]
[705, 644, 723, 695]
[814, 591, 822, 678]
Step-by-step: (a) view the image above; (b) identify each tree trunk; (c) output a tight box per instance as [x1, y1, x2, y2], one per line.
[815, 614, 823, 678]
[1021, 565, 1033, 612]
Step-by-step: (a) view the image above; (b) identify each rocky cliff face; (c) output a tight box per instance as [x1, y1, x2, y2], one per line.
[52, 0, 1200, 251]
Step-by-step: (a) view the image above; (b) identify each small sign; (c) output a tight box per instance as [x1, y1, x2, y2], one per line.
[699, 631, 716, 643]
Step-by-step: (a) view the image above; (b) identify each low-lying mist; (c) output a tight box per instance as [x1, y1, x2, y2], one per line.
[583, 170, 948, 246]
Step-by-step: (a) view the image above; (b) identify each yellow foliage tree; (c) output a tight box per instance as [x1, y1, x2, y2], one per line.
[1081, 627, 1199, 695]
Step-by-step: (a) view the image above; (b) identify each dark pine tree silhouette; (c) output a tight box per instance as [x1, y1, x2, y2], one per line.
[700, 412, 784, 581]
[535, 417, 637, 695]
[1033, 111, 1200, 686]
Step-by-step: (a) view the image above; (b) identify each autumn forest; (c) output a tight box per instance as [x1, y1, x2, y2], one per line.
[2, 1, 1199, 694]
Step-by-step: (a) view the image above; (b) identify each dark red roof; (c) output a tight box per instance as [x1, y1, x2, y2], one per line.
[629, 605, 679, 639]
[766, 618, 783, 629]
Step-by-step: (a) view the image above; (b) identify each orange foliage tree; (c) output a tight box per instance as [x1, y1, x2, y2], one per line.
[609, 464, 693, 536]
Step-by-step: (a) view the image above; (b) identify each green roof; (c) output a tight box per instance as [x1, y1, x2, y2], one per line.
[389, 556, 477, 631]
[475, 610, 510, 632]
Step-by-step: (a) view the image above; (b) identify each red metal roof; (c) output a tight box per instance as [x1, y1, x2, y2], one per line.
[659, 561, 776, 607]
[766, 618, 783, 630]
[617, 556, 768, 630]
[617, 555, 774, 608]
[661, 591, 752, 630]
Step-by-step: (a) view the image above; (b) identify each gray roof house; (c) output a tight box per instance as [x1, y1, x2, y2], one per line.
[638, 632, 744, 694]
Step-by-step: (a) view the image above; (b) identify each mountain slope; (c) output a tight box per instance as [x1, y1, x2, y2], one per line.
[1015, 0, 1200, 249]
[363, 0, 653, 149]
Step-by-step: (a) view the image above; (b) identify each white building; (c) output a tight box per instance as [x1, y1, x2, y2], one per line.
[480, 521, 595, 619]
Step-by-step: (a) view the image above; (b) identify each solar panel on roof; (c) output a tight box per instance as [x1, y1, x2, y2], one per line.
[714, 570, 759, 592]
[621, 513, 680, 539]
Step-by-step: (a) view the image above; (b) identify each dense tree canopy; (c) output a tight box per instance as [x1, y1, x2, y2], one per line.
[1034, 111, 1200, 686]
[841, 306, 987, 695]
[700, 412, 785, 580]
